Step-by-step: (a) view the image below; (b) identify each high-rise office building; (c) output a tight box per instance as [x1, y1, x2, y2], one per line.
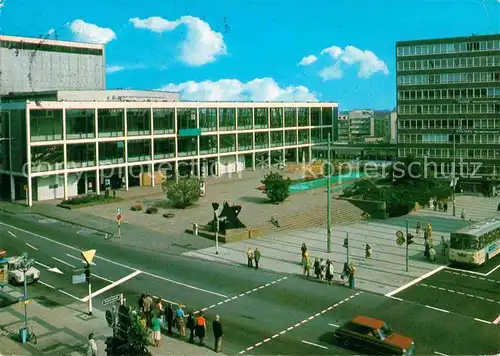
[396, 34, 500, 189]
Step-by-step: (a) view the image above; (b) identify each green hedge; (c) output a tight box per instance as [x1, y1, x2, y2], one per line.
[62, 194, 119, 206]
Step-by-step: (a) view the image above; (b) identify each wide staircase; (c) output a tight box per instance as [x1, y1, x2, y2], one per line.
[253, 198, 365, 236]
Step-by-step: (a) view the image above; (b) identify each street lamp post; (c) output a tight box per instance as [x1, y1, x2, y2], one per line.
[452, 127, 462, 217]
[327, 133, 332, 253]
[211, 202, 220, 255]
[14, 253, 35, 342]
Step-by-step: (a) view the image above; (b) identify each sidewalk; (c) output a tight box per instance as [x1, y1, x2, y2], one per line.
[184, 210, 471, 295]
[0, 285, 223, 355]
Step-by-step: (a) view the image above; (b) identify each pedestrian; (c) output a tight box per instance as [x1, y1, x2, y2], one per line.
[195, 311, 207, 346]
[165, 303, 174, 334]
[443, 202, 448, 212]
[497, 202, 500, 212]
[247, 248, 253, 267]
[138, 294, 145, 312]
[187, 312, 196, 343]
[152, 315, 162, 347]
[143, 294, 153, 326]
[212, 314, 224, 353]
[365, 244, 372, 259]
[441, 236, 448, 256]
[341, 261, 349, 283]
[313, 258, 321, 279]
[254, 248, 261, 269]
[300, 243, 307, 265]
[302, 252, 311, 278]
[153, 297, 164, 324]
[320, 258, 326, 280]
[176, 304, 186, 337]
[348, 263, 356, 289]
[87, 333, 97, 356]
[424, 240, 430, 260]
[325, 259, 334, 285]
[416, 221, 421, 237]
[429, 243, 436, 262]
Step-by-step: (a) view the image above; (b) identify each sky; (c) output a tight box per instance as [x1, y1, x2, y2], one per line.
[1, 0, 500, 110]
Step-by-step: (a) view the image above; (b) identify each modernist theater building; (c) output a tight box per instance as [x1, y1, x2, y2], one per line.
[0, 35, 338, 205]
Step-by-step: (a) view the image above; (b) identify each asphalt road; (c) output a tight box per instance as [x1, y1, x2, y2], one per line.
[0, 210, 499, 355]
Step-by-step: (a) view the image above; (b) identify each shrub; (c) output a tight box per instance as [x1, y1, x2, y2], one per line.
[63, 194, 114, 205]
[145, 207, 158, 214]
[261, 172, 292, 203]
[163, 212, 175, 218]
[163, 177, 201, 209]
[131, 204, 144, 211]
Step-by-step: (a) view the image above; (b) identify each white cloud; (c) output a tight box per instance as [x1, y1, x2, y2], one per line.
[106, 65, 125, 73]
[129, 15, 226, 66]
[47, 28, 56, 36]
[70, 19, 116, 44]
[129, 17, 180, 32]
[158, 77, 318, 102]
[298, 55, 317, 66]
[319, 45, 388, 79]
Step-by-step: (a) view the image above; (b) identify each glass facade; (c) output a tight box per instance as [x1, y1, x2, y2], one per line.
[219, 108, 236, 131]
[98, 109, 124, 137]
[99, 141, 125, 165]
[30, 109, 63, 141]
[127, 109, 151, 136]
[67, 143, 96, 168]
[396, 34, 500, 177]
[153, 108, 175, 134]
[66, 109, 95, 139]
[237, 108, 252, 129]
[199, 108, 217, 132]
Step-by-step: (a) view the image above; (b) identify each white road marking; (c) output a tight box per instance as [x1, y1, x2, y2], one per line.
[386, 265, 446, 297]
[35, 261, 50, 269]
[387, 296, 403, 301]
[38, 280, 83, 302]
[445, 266, 486, 276]
[238, 292, 363, 354]
[425, 305, 450, 313]
[52, 257, 75, 268]
[302, 340, 328, 350]
[329, 323, 340, 328]
[0, 221, 231, 299]
[493, 315, 500, 324]
[434, 351, 449, 356]
[66, 254, 96, 266]
[81, 270, 142, 302]
[418, 284, 500, 304]
[474, 318, 492, 324]
[485, 263, 500, 276]
[7, 231, 16, 237]
[25, 243, 38, 251]
[92, 273, 114, 284]
[263, 338, 270, 343]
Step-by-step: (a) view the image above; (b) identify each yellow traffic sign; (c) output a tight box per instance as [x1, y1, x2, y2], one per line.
[396, 235, 405, 246]
[396, 231, 404, 239]
[81, 249, 96, 265]
[19, 298, 32, 305]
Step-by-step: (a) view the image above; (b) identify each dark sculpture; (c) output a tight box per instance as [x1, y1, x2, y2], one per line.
[207, 201, 245, 233]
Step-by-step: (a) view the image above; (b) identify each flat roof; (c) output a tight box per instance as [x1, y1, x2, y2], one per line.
[396, 33, 500, 46]
[0, 34, 104, 50]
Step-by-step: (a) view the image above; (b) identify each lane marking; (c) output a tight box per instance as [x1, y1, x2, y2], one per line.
[302, 340, 328, 350]
[92, 273, 114, 284]
[474, 318, 492, 325]
[52, 257, 75, 268]
[485, 263, 500, 276]
[7, 231, 16, 237]
[263, 338, 270, 343]
[66, 254, 96, 266]
[0, 221, 230, 299]
[238, 292, 363, 354]
[81, 270, 142, 302]
[493, 315, 500, 324]
[425, 305, 450, 313]
[35, 261, 50, 269]
[388, 296, 403, 301]
[38, 280, 83, 302]
[25, 243, 38, 251]
[434, 352, 449, 356]
[386, 265, 446, 297]
[418, 284, 500, 304]
[445, 266, 487, 276]
[194, 276, 287, 314]
[329, 323, 340, 327]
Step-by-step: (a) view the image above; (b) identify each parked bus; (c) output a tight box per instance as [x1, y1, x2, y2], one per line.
[449, 217, 500, 265]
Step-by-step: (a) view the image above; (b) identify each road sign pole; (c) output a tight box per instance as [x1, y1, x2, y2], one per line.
[117, 220, 121, 239]
[120, 293, 124, 305]
[87, 263, 93, 316]
[327, 133, 332, 253]
[22, 268, 28, 331]
[405, 219, 409, 272]
[215, 218, 219, 255]
[346, 232, 349, 265]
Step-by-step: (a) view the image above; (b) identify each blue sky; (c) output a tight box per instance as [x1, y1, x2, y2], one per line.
[1, 0, 500, 109]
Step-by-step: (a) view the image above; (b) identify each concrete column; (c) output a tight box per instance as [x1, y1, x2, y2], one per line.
[26, 109, 33, 206]
[96, 169, 101, 195]
[123, 108, 129, 189]
[62, 108, 68, 200]
[296, 147, 299, 164]
[174, 107, 179, 182]
[216, 157, 221, 177]
[10, 175, 15, 201]
[150, 107, 155, 187]
[252, 152, 256, 171]
[8, 110, 14, 201]
[124, 167, 129, 190]
[151, 163, 155, 187]
[84, 172, 88, 194]
[175, 160, 179, 182]
[268, 151, 271, 169]
[196, 158, 201, 177]
[94, 108, 100, 195]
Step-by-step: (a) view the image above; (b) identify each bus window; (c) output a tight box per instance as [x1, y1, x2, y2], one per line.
[467, 237, 479, 250]
[450, 234, 463, 249]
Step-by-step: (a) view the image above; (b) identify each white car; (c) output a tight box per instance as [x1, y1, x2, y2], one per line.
[7, 257, 40, 285]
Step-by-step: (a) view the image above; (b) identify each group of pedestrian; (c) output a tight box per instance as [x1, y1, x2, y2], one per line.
[246, 247, 261, 269]
[313, 258, 335, 284]
[431, 199, 448, 212]
[137, 294, 224, 352]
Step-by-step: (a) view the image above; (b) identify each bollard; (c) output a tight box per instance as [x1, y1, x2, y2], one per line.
[193, 223, 199, 236]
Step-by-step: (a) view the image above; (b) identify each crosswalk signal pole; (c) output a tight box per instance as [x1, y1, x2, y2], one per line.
[85, 264, 92, 316]
[405, 219, 409, 272]
[327, 133, 332, 253]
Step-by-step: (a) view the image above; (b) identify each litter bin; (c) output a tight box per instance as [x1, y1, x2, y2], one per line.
[193, 223, 199, 236]
[19, 327, 27, 344]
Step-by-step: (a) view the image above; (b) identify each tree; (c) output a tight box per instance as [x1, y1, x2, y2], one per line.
[261, 172, 292, 203]
[106, 306, 151, 356]
[163, 177, 201, 209]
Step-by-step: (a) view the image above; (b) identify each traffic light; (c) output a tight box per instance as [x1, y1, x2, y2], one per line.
[407, 233, 415, 245]
[116, 304, 132, 341]
[84, 264, 91, 282]
[343, 238, 348, 248]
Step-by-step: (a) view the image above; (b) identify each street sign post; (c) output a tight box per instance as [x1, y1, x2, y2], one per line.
[116, 213, 122, 239]
[117, 208, 123, 214]
[72, 273, 86, 284]
[102, 293, 123, 306]
[396, 231, 405, 246]
[81, 249, 96, 316]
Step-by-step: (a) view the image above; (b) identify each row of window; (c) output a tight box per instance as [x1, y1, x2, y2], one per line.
[398, 103, 500, 115]
[398, 133, 500, 144]
[397, 118, 500, 129]
[29, 107, 334, 142]
[397, 72, 500, 86]
[398, 147, 500, 160]
[30, 131, 328, 172]
[0, 40, 104, 56]
[397, 56, 500, 72]
[398, 87, 500, 101]
[397, 40, 500, 57]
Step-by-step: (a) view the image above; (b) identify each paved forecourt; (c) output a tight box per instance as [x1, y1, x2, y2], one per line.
[184, 213, 470, 295]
